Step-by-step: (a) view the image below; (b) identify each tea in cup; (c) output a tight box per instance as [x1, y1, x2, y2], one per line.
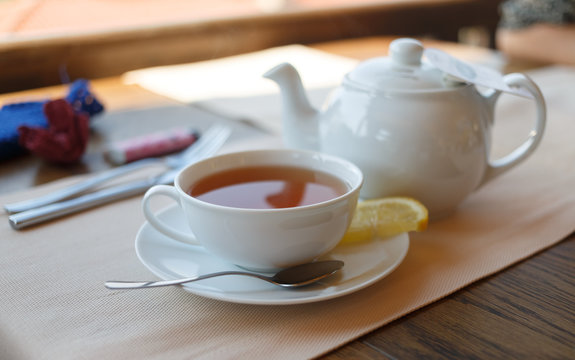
[142, 149, 363, 271]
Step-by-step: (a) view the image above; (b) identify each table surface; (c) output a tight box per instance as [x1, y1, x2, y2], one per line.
[1, 37, 573, 359]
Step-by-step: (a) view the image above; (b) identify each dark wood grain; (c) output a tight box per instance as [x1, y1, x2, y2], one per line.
[322, 235, 575, 359]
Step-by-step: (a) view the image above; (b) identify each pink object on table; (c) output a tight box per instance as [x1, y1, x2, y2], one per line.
[106, 127, 199, 164]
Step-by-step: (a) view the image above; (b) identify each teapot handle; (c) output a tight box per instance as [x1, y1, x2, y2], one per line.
[479, 73, 546, 187]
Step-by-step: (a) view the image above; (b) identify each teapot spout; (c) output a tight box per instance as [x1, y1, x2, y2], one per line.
[264, 63, 319, 150]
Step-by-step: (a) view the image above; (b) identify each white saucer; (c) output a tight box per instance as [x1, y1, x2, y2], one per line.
[135, 205, 410, 305]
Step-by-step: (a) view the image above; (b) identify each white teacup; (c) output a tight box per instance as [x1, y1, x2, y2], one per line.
[142, 149, 363, 271]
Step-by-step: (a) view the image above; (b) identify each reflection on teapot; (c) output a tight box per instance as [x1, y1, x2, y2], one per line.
[264, 38, 546, 219]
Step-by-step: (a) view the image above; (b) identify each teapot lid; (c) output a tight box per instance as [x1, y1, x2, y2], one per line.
[344, 38, 454, 92]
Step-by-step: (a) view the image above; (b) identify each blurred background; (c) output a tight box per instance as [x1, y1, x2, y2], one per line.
[0, 0, 502, 93]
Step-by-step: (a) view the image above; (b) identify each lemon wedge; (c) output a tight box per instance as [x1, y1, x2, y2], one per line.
[340, 197, 428, 244]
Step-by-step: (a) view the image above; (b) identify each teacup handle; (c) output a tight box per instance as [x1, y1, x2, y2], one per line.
[142, 185, 201, 246]
[480, 73, 546, 186]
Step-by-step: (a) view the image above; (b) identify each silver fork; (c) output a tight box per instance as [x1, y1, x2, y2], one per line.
[4, 125, 231, 214]
[8, 125, 231, 230]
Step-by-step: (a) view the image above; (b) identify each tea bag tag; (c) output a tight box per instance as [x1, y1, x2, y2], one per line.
[424, 48, 533, 99]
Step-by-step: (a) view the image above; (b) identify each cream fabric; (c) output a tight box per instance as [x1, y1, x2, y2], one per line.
[1, 65, 575, 360]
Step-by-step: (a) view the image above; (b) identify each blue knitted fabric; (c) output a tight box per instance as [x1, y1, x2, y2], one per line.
[0, 79, 104, 161]
[65, 79, 105, 115]
[0, 101, 47, 161]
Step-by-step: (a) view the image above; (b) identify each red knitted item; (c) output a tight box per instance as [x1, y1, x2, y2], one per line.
[18, 99, 90, 164]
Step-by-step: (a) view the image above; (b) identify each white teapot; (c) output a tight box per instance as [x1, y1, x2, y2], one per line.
[264, 38, 546, 219]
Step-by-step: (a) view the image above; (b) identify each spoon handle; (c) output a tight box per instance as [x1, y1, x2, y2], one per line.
[105, 271, 263, 289]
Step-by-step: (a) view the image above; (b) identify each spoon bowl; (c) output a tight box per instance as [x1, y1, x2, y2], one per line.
[105, 260, 344, 290]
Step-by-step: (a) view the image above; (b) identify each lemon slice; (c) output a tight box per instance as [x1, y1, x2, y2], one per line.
[340, 197, 428, 244]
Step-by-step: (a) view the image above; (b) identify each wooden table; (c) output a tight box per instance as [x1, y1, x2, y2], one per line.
[1, 37, 573, 359]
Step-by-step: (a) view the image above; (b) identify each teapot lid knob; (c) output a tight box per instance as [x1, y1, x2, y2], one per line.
[390, 38, 423, 67]
[345, 37, 447, 91]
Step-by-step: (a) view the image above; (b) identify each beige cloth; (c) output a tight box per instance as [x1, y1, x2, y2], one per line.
[2, 65, 575, 360]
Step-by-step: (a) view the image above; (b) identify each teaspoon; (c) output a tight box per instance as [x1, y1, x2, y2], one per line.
[105, 260, 344, 290]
